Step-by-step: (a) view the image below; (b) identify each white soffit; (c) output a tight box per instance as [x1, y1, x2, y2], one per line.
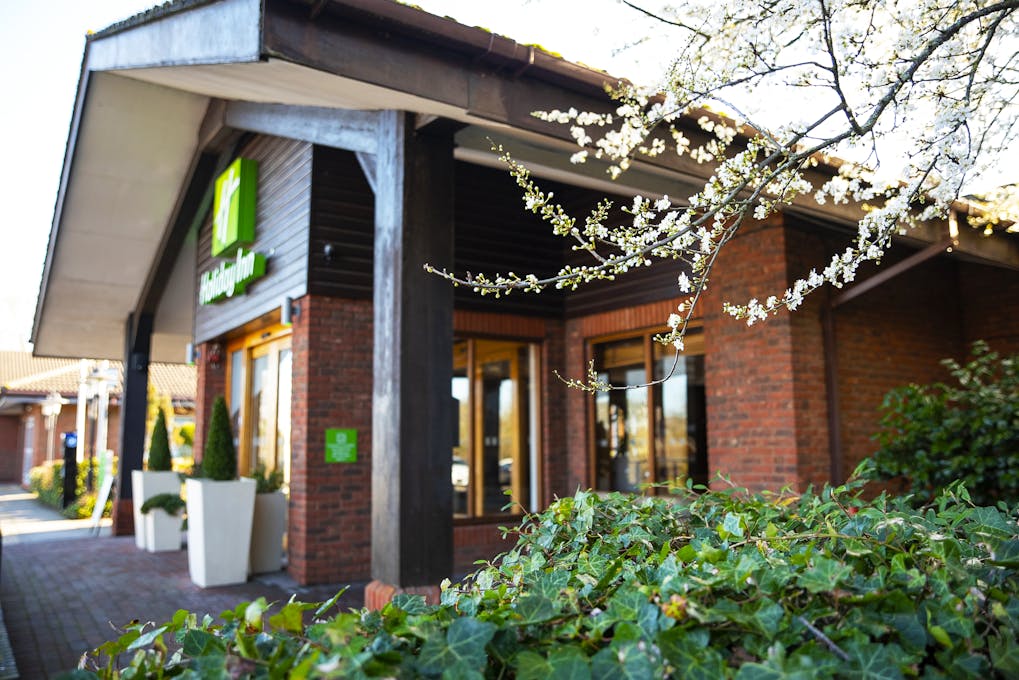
[33, 72, 209, 361]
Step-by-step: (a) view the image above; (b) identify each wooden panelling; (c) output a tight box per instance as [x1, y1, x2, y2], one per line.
[195, 136, 312, 343]
[453, 162, 567, 317]
[308, 146, 375, 298]
[307, 150, 684, 318]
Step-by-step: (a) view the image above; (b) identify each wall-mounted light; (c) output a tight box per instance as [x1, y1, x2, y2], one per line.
[185, 342, 199, 365]
[323, 243, 335, 262]
[281, 296, 300, 326]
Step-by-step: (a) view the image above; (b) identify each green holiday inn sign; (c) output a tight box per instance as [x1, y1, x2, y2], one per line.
[199, 157, 267, 305]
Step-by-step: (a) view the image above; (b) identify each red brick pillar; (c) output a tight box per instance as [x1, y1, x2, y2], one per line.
[701, 215, 829, 491]
[288, 295, 374, 585]
[193, 341, 227, 467]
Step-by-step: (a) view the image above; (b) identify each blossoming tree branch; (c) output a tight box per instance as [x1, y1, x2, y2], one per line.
[427, 0, 1019, 389]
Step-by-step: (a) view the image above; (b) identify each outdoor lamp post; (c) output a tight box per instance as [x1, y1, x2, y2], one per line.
[41, 391, 65, 462]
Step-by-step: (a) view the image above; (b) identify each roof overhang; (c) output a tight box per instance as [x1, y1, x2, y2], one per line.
[32, 0, 1019, 363]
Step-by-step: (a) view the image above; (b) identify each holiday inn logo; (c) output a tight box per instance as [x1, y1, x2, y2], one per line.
[199, 157, 267, 305]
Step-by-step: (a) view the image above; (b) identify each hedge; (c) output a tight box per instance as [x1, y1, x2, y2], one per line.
[74, 468, 1019, 679]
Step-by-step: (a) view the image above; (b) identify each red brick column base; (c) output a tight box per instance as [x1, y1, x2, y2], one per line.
[111, 498, 135, 536]
[364, 580, 441, 610]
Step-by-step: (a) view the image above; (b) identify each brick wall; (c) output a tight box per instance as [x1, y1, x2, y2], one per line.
[959, 261, 1019, 355]
[833, 256, 964, 474]
[701, 216, 807, 491]
[289, 295, 374, 585]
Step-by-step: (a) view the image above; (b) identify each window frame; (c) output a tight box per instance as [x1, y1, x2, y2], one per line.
[453, 335, 543, 522]
[586, 326, 706, 493]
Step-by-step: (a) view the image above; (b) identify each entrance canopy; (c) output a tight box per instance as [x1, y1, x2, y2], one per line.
[32, 0, 1018, 363]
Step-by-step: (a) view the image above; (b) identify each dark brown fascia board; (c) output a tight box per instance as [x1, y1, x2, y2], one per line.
[284, 0, 617, 97]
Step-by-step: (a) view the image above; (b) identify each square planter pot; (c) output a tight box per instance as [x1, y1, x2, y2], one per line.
[185, 477, 256, 588]
[144, 508, 183, 552]
[131, 470, 182, 550]
[249, 490, 287, 574]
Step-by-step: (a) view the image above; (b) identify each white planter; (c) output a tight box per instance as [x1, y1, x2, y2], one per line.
[144, 507, 183, 552]
[249, 491, 287, 574]
[131, 470, 181, 550]
[185, 478, 256, 588]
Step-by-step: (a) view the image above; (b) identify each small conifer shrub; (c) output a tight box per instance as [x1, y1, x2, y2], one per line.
[147, 408, 173, 472]
[201, 397, 237, 481]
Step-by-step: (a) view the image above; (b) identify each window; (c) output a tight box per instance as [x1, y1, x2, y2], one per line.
[226, 326, 292, 490]
[592, 330, 707, 492]
[452, 338, 540, 518]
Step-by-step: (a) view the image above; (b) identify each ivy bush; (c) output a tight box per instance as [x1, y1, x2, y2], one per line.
[868, 341, 1019, 506]
[148, 407, 173, 472]
[75, 471, 1019, 679]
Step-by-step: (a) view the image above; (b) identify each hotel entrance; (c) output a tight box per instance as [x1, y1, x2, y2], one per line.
[226, 324, 293, 569]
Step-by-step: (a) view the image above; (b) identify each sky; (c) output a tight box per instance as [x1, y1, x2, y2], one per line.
[0, 0, 661, 352]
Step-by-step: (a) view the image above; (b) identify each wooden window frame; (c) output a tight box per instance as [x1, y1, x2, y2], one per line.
[586, 325, 704, 493]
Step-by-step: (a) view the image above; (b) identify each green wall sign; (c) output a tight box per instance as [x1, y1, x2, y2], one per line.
[212, 157, 258, 257]
[325, 428, 357, 463]
[200, 157, 268, 305]
[198, 248, 267, 304]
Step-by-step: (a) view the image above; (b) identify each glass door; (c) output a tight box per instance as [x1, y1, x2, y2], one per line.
[227, 330, 292, 490]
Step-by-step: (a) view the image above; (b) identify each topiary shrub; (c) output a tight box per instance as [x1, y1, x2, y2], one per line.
[77, 472, 1019, 678]
[201, 396, 237, 482]
[139, 492, 185, 516]
[867, 340, 1019, 506]
[147, 407, 172, 472]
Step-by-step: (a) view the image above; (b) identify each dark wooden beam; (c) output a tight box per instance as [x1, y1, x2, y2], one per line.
[831, 239, 954, 309]
[371, 111, 455, 587]
[224, 101, 380, 154]
[113, 311, 152, 534]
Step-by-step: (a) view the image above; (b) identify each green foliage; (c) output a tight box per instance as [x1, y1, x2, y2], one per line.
[77, 476, 1019, 678]
[175, 422, 195, 447]
[140, 492, 185, 516]
[201, 396, 237, 482]
[29, 459, 113, 519]
[248, 464, 285, 494]
[147, 408, 173, 472]
[868, 341, 1019, 505]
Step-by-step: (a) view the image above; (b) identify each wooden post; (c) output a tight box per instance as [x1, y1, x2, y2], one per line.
[370, 111, 455, 594]
[112, 311, 152, 535]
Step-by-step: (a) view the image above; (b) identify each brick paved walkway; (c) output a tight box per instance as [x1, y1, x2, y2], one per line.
[0, 487, 363, 678]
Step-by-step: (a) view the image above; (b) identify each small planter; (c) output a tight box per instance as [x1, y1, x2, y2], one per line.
[131, 470, 181, 550]
[185, 477, 256, 588]
[144, 508, 183, 552]
[249, 490, 287, 574]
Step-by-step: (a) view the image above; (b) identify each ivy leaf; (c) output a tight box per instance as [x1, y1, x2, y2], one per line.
[658, 627, 725, 680]
[417, 617, 495, 676]
[516, 650, 552, 680]
[990, 634, 1019, 675]
[515, 594, 559, 625]
[269, 601, 316, 634]
[126, 625, 168, 651]
[989, 540, 1019, 568]
[180, 628, 224, 657]
[799, 556, 851, 593]
[591, 643, 656, 680]
[548, 646, 592, 680]
[392, 593, 430, 615]
[846, 641, 904, 680]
